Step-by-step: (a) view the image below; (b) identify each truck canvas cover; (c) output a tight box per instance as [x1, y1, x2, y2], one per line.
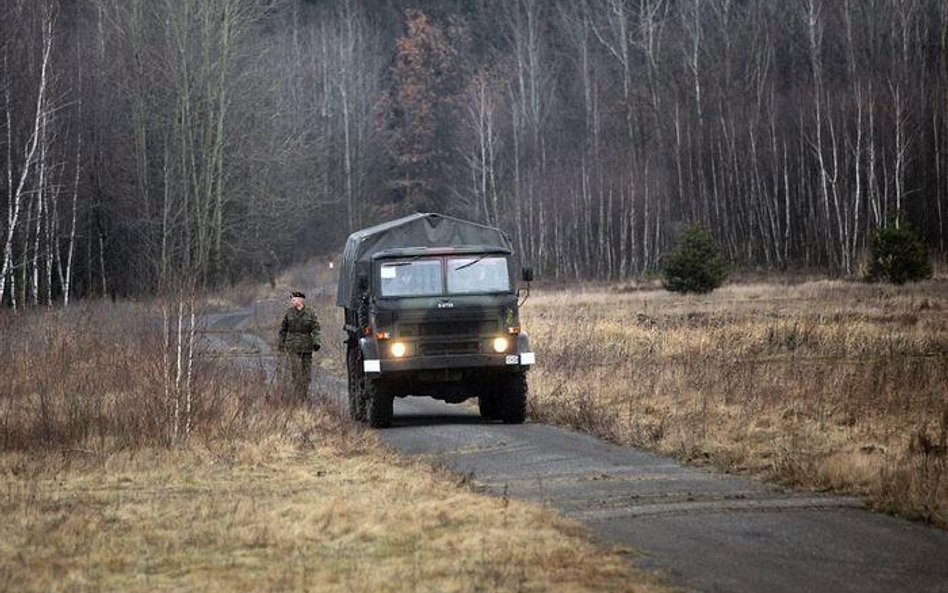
[337, 213, 513, 309]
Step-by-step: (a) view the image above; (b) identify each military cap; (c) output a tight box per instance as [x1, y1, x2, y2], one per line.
[291, 291, 306, 298]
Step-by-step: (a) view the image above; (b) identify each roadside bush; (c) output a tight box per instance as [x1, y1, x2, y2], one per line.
[0, 303, 303, 453]
[863, 221, 933, 285]
[662, 224, 728, 294]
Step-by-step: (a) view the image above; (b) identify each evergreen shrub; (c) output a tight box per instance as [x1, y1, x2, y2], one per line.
[662, 224, 729, 294]
[863, 221, 933, 285]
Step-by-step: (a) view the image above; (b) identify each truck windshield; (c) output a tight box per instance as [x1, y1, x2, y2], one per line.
[379, 259, 443, 297]
[447, 256, 510, 294]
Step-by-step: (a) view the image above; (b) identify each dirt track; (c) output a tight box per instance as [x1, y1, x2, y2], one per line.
[201, 304, 948, 593]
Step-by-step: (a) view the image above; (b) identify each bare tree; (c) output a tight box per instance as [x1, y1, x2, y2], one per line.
[0, 0, 55, 306]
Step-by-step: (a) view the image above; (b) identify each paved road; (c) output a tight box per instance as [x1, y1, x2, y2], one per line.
[382, 396, 948, 593]
[201, 307, 948, 593]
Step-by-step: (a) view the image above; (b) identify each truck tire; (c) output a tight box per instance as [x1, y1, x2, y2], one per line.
[365, 378, 394, 428]
[499, 372, 528, 424]
[346, 345, 367, 422]
[478, 394, 501, 420]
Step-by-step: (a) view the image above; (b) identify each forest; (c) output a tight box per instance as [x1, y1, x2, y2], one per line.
[2, 0, 947, 304]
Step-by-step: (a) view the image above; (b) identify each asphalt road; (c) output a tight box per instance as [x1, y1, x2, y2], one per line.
[382, 396, 948, 593]
[201, 305, 948, 593]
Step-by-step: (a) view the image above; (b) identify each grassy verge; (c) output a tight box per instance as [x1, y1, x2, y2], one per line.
[0, 299, 670, 593]
[524, 277, 948, 526]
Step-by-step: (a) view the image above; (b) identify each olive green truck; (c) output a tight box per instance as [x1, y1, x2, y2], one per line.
[337, 213, 535, 428]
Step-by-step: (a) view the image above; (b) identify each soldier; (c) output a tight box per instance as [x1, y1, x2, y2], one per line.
[278, 291, 321, 402]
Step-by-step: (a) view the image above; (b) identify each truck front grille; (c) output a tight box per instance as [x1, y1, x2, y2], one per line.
[419, 341, 480, 356]
[400, 320, 499, 337]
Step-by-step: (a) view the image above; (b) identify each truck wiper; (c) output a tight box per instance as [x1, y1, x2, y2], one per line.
[386, 254, 427, 267]
[453, 253, 488, 271]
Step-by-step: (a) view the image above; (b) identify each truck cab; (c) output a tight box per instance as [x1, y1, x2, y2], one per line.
[338, 214, 534, 427]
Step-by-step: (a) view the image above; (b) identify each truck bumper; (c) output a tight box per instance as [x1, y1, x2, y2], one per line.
[361, 334, 535, 376]
[364, 353, 534, 375]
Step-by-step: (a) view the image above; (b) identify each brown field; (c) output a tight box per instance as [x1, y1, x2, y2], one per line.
[8, 263, 944, 590]
[523, 276, 948, 527]
[0, 296, 670, 593]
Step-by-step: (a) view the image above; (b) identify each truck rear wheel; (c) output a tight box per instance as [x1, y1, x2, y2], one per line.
[346, 345, 367, 422]
[365, 378, 394, 428]
[499, 372, 528, 424]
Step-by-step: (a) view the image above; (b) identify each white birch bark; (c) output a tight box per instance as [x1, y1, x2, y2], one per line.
[0, 8, 53, 305]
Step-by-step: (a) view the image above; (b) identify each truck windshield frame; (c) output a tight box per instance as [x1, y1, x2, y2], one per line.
[377, 255, 512, 297]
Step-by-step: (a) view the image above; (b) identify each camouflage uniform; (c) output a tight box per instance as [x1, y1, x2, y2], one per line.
[279, 304, 321, 401]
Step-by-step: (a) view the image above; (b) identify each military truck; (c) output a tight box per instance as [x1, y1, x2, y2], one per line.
[337, 213, 535, 428]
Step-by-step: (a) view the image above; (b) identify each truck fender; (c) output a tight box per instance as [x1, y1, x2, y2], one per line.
[359, 336, 382, 375]
[517, 331, 535, 367]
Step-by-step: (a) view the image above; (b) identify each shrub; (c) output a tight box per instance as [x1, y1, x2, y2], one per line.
[863, 221, 933, 285]
[662, 224, 728, 294]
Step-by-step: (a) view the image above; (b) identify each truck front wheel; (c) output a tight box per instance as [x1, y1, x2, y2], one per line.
[499, 372, 528, 424]
[365, 378, 394, 428]
[346, 345, 367, 422]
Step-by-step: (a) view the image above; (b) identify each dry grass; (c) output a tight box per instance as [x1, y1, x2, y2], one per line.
[524, 277, 948, 527]
[1, 431, 662, 593]
[0, 299, 670, 593]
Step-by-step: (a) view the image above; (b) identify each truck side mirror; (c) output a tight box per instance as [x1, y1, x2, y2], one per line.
[521, 267, 534, 283]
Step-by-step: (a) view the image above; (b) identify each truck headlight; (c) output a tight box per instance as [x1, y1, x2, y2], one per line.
[492, 337, 509, 353]
[390, 342, 408, 358]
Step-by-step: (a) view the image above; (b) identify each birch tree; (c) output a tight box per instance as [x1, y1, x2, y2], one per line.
[0, 0, 55, 307]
